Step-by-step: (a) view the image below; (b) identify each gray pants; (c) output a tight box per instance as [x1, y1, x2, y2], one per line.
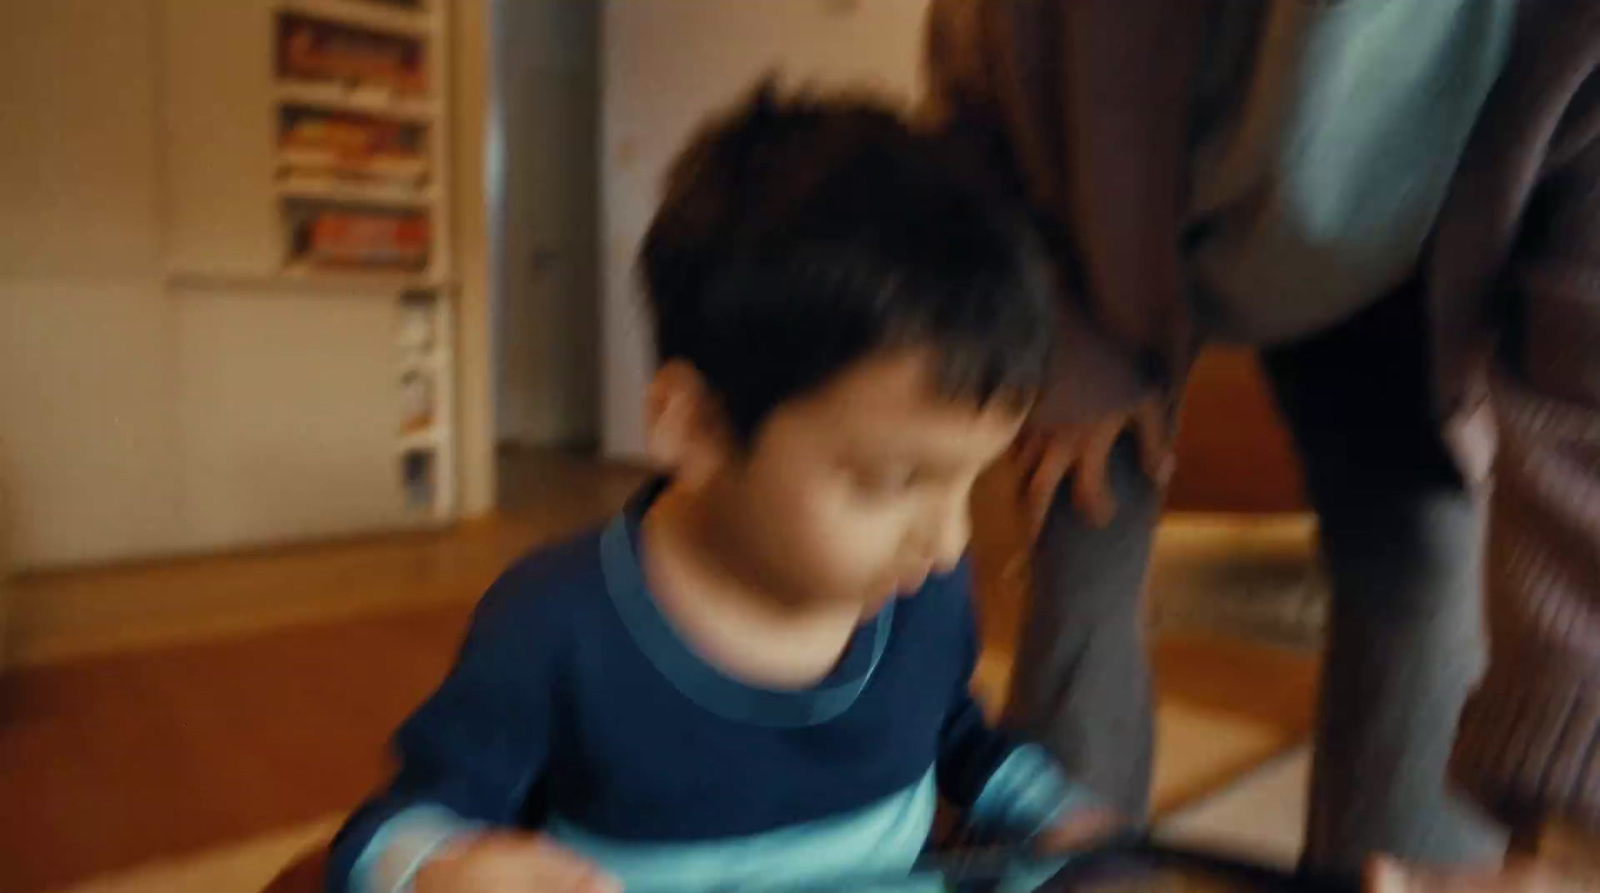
[1005, 287, 1507, 872]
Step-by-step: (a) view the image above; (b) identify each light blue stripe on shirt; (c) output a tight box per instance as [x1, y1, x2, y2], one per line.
[355, 755, 1093, 893]
[548, 770, 940, 893]
[351, 803, 481, 893]
[970, 744, 1097, 842]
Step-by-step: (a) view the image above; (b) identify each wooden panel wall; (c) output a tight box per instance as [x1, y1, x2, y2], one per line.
[1168, 348, 1307, 514]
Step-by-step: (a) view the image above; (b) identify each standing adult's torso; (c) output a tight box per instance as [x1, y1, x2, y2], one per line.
[924, 0, 1516, 347]
[1187, 0, 1515, 345]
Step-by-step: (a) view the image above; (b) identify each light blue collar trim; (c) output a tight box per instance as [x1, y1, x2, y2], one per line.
[599, 513, 892, 728]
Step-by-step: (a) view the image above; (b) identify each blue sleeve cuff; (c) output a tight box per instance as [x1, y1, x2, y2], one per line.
[969, 744, 1100, 841]
[350, 804, 483, 893]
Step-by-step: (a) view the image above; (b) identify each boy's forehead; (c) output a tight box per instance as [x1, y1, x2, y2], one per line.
[817, 350, 943, 409]
[786, 350, 1025, 447]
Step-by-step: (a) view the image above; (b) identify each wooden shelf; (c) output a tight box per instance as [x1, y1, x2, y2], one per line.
[275, 80, 439, 122]
[279, 262, 442, 291]
[168, 267, 445, 295]
[277, 175, 436, 208]
[277, 151, 431, 185]
[266, 0, 458, 525]
[397, 427, 441, 454]
[398, 352, 443, 376]
[278, 0, 436, 39]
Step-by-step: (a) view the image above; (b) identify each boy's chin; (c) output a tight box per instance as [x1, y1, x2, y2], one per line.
[780, 574, 907, 616]
[860, 585, 912, 617]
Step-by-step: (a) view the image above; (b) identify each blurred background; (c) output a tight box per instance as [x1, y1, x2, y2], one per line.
[0, 1, 1322, 890]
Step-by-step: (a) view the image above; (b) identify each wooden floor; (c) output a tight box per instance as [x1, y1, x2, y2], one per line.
[0, 451, 1320, 893]
[5, 452, 646, 667]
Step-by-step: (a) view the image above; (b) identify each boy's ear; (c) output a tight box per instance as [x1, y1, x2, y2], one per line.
[645, 360, 734, 489]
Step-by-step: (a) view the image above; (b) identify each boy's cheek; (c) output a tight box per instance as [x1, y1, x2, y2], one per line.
[781, 494, 908, 597]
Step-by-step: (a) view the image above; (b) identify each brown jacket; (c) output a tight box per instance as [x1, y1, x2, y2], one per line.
[925, 0, 1600, 831]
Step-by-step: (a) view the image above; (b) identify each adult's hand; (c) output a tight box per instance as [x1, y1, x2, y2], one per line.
[1367, 856, 1593, 893]
[1034, 807, 1128, 854]
[414, 832, 621, 893]
[1013, 396, 1174, 533]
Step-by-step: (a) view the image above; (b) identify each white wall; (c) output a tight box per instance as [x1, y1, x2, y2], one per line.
[490, 0, 600, 448]
[0, 0, 180, 566]
[598, 0, 932, 460]
[452, 0, 499, 518]
[0, 0, 499, 570]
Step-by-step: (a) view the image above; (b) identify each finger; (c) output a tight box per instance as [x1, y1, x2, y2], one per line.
[1013, 428, 1044, 457]
[1011, 433, 1043, 511]
[1035, 808, 1125, 853]
[531, 862, 622, 893]
[1363, 857, 1515, 893]
[1027, 438, 1077, 534]
[1134, 402, 1175, 486]
[576, 869, 624, 893]
[519, 839, 620, 893]
[1072, 424, 1121, 527]
[1366, 857, 1412, 893]
[1010, 431, 1044, 479]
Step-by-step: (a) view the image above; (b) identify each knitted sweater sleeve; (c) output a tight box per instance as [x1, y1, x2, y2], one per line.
[1446, 0, 1600, 834]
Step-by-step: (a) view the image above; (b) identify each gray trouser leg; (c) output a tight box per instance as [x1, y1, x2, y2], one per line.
[1301, 490, 1500, 869]
[1264, 282, 1505, 872]
[1003, 437, 1159, 820]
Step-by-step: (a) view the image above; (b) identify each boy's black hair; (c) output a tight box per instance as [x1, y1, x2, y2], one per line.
[640, 82, 1054, 443]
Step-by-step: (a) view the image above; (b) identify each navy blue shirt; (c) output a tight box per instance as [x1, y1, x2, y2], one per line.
[328, 491, 1084, 893]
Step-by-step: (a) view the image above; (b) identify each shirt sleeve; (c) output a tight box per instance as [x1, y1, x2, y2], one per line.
[934, 572, 1099, 841]
[326, 570, 563, 893]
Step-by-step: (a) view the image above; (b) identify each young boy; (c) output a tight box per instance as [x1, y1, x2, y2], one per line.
[328, 85, 1104, 893]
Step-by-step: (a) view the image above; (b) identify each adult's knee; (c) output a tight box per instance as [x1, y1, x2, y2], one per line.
[1032, 434, 1160, 627]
